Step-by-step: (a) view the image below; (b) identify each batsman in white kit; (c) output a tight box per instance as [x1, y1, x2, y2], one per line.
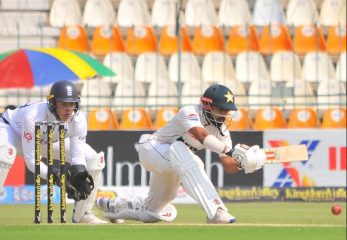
[0, 80, 107, 224]
[96, 84, 267, 224]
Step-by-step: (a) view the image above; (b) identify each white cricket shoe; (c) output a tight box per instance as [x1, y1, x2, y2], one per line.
[95, 197, 125, 223]
[207, 208, 236, 224]
[73, 211, 108, 224]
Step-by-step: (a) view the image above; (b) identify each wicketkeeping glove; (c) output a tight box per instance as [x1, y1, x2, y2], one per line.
[66, 164, 94, 201]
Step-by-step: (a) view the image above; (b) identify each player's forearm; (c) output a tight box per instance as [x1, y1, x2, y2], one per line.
[25, 158, 48, 180]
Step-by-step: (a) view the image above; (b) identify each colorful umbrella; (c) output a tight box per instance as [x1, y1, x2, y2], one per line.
[0, 48, 115, 88]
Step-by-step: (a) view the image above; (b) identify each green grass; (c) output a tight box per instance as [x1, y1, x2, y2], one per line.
[0, 202, 346, 240]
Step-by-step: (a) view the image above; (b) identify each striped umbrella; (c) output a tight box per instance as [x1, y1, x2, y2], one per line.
[0, 48, 115, 88]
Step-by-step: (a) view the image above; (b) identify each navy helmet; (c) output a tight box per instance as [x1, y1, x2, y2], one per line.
[48, 80, 80, 118]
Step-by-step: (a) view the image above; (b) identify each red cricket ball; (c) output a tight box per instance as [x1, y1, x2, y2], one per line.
[331, 204, 342, 215]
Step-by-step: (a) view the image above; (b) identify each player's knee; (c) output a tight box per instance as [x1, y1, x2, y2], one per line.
[86, 152, 105, 172]
[169, 141, 203, 176]
[0, 144, 16, 166]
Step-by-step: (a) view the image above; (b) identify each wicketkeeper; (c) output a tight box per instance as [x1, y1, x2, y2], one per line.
[96, 84, 267, 224]
[0, 80, 106, 224]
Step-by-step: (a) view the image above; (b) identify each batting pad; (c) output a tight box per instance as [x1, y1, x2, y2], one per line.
[73, 152, 105, 222]
[169, 142, 227, 220]
[0, 144, 16, 194]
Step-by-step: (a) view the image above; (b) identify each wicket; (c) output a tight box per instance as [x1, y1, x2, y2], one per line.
[34, 121, 66, 224]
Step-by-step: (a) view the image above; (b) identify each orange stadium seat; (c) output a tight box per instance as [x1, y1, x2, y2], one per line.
[226, 25, 259, 56]
[125, 26, 157, 55]
[91, 26, 125, 56]
[158, 26, 192, 56]
[153, 107, 178, 129]
[88, 108, 119, 130]
[120, 108, 153, 130]
[57, 26, 89, 52]
[253, 108, 286, 130]
[321, 107, 347, 128]
[326, 26, 347, 56]
[259, 24, 293, 55]
[227, 108, 251, 130]
[288, 108, 317, 128]
[192, 26, 224, 55]
[293, 25, 326, 55]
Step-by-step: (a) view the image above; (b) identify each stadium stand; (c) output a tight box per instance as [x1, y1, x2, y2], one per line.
[82, 0, 115, 27]
[49, 0, 82, 27]
[88, 108, 120, 130]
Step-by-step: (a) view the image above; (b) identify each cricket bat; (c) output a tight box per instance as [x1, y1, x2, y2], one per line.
[262, 145, 308, 163]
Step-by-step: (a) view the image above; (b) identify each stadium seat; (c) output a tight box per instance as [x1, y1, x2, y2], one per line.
[158, 26, 193, 56]
[102, 52, 134, 85]
[326, 26, 347, 56]
[248, 80, 278, 110]
[181, 81, 209, 106]
[82, 0, 115, 27]
[153, 107, 178, 129]
[338, 0, 346, 26]
[226, 25, 259, 56]
[293, 25, 326, 55]
[117, 0, 151, 28]
[284, 80, 317, 110]
[49, 0, 82, 27]
[88, 108, 119, 130]
[202, 51, 236, 83]
[227, 108, 251, 130]
[168, 52, 202, 84]
[28, 85, 51, 103]
[185, 0, 218, 27]
[120, 108, 153, 130]
[252, 0, 286, 26]
[317, 80, 346, 111]
[259, 24, 293, 55]
[302, 52, 336, 84]
[218, 0, 251, 27]
[113, 80, 147, 109]
[57, 26, 89, 52]
[134, 52, 169, 84]
[321, 107, 347, 128]
[235, 51, 269, 84]
[80, 79, 112, 110]
[270, 51, 302, 83]
[151, 0, 177, 27]
[253, 107, 287, 130]
[336, 52, 346, 84]
[287, 108, 317, 128]
[287, 0, 319, 26]
[91, 26, 125, 56]
[320, 0, 346, 27]
[192, 26, 224, 55]
[125, 26, 157, 55]
[147, 80, 178, 108]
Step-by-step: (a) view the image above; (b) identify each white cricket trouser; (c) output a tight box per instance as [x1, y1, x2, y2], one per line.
[137, 134, 181, 213]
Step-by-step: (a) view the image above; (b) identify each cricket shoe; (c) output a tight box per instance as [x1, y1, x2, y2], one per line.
[73, 211, 108, 224]
[95, 197, 125, 223]
[207, 208, 236, 224]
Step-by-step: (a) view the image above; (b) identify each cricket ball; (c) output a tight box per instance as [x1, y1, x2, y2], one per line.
[331, 204, 342, 215]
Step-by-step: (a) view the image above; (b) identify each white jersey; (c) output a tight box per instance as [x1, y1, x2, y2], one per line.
[2, 101, 88, 166]
[153, 105, 232, 155]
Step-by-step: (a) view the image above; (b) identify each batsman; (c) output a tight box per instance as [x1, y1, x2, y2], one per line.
[0, 80, 107, 224]
[97, 84, 267, 224]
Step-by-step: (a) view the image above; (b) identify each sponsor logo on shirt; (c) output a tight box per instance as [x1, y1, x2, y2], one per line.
[186, 113, 199, 121]
[23, 132, 32, 141]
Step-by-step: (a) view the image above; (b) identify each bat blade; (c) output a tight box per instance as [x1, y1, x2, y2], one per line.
[263, 145, 308, 163]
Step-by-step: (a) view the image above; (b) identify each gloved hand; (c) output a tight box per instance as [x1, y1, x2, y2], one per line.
[66, 164, 94, 201]
[52, 168, 61, 186]
[231, 144, 266, 174]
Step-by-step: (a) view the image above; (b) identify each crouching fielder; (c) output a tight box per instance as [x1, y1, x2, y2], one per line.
[0, 81, 106, 224]
[97, 84, 266, 224]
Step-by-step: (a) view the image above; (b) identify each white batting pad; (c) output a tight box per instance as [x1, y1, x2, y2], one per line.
[169, 142, 227, 220]
[73, 152, 105, 222]
[0, 144, 16, 194]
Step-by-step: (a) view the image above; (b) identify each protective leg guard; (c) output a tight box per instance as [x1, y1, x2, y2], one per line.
[73, 152, 107, 224]
[0, 144, 16, 194]
[169, 141, 228, 220]
[97, 197, 177, 223]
